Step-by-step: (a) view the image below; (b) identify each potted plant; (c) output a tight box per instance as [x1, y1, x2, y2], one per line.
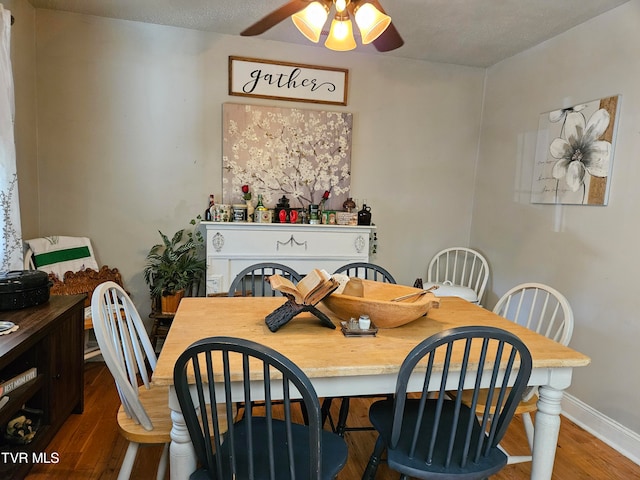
[144, 223, 205, 314]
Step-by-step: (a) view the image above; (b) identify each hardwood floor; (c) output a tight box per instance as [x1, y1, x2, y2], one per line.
[25, 362, 639, 479]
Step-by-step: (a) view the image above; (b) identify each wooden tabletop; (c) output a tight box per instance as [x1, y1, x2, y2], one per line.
[153, 296, 590, 387]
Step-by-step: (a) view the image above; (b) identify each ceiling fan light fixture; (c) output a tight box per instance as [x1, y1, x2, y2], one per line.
[324, 16, 356, 51]
[354, 2, 391, 44]
[291, 1, 329, 43]
[242, 0, 403, 53]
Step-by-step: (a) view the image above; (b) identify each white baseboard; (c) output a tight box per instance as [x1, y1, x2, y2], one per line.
[562, 393, 640, 466]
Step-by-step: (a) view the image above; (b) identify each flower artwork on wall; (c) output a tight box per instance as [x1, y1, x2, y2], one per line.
[531, 95, 620, 205]
[222, 103, 352, 210]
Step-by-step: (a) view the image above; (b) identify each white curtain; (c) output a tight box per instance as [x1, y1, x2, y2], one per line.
[0, 4, 23, 271]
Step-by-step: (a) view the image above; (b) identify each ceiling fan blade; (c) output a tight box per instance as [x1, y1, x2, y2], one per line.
[372, 20, 404, 52]
[240, 0, 310, 36]
[365, 0, 403, 52]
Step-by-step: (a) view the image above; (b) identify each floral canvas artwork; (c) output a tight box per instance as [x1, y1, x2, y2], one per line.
[222, 103, 352, 210]
[531, 95, 620, 205]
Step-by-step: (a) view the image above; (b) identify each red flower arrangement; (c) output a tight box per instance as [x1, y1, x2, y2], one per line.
[319, 190, 330, 208]
[241, 185, 251, 201]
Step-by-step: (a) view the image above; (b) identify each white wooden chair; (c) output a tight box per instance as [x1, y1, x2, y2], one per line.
[460, 282, 574, 464]
[426, 247, 490, 305]
[91, 281, 170, 480]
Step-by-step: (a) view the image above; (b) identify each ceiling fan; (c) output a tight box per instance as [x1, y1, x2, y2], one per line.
[240, 0, 404, 52]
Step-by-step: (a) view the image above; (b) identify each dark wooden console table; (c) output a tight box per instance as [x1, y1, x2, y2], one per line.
[0, 295, 85, 479]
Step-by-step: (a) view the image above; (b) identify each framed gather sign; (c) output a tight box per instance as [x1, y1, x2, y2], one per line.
[229, 56, 348, 106]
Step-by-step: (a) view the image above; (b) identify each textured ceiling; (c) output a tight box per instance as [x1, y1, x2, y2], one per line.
[27, 0, 629, 67]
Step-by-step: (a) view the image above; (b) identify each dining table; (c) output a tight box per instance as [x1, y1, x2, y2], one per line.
[152, 295, 590, 480]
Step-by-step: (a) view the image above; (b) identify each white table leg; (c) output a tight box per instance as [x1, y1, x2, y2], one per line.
[169, 408, 197, 480]
[531, 385, 564, 480]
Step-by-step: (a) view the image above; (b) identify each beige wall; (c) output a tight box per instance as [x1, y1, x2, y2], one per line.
[26, 10, 484, 317]
[472, 1, 640, 436]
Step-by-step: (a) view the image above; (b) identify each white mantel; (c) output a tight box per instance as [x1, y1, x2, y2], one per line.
[198, 222, 376, 294]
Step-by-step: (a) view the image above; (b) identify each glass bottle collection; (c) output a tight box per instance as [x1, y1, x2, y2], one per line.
[203, 194, 372, 226]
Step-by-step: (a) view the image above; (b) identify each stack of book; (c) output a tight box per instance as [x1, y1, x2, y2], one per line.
[0, 367, 38, 409]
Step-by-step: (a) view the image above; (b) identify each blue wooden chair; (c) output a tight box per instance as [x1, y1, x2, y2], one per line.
[173, 336, 348, 480]
[362, 326, 532, 480]
[227, 262, 302, 297]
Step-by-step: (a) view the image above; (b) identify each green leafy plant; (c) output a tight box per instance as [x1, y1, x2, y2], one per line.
[143, 221, 205, 298]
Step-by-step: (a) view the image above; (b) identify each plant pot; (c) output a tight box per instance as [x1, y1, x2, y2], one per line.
[161, 289, 185, 314]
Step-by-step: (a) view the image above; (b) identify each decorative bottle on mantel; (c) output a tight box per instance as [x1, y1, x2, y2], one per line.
[357, 203, 372, 225]
[204, 194, 214, 221]
[253, 194, 266, 223]
[246, 200, 254, 222]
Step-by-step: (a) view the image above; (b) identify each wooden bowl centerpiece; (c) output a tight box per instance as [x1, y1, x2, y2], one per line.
[321, 278, 440, 328]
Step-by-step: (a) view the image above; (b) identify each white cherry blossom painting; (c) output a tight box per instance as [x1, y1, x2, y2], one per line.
[531, 95, 620, 205]
[222, 103, 352, 210]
